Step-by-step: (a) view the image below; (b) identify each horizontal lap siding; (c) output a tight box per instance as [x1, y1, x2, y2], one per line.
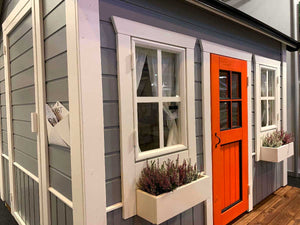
[15, 166, 40, 225]
[50, 192, 73, 225]
[9, 12, 38, 176]
[0, 0, 21, 208]
[100, 0, 283, 223]
[43, 0, 72, 205]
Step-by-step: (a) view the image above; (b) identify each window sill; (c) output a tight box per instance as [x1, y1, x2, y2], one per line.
[261, 125, 277, 133]
[135, 144, 187, 162]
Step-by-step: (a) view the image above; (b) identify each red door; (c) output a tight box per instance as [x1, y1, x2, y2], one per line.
[211, 54, 248, 225]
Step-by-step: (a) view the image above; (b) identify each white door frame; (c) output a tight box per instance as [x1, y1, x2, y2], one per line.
[200, 40, 254, 223]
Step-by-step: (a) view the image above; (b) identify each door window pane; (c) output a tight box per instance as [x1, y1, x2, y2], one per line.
[261, 100, 267, 127]
[220, 71, 230, 99]
[220, 101, 230, 130]
[162, 52, 179, 97]
[136, 47, 158, 97]
[138, 103, 159, 151]
[268, 70, 275, 97]
[261, 69, 267, 97]
[232, 102, 241, 128]
[232, 72, 241, 99]
[268, 100, 275, 125]
[163, 102, 180, 146]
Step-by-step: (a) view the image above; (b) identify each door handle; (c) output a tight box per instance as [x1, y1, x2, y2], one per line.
[215, 132, 221, 148]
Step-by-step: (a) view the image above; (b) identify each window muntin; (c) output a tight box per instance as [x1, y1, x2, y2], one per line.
[133, 39, 186, 160]
[260, 67, 276, 129]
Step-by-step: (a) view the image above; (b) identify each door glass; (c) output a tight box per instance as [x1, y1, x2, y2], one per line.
[232, 102, 241, 128]
[219, 71, 230, 99]
[232, 72, 241, 99]
[219, 70, 242, 130]
[220, 101, 230, 130]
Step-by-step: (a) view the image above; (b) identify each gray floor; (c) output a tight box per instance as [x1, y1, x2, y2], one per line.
[0, 200, 17, 225]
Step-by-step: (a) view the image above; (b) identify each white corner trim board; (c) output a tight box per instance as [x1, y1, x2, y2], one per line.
[200, 40, 253, 216]
[113, 16, 199, 220]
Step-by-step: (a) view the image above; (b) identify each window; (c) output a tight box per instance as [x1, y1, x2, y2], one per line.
[112, 16, 196, 218]
[260, 68, 276, 129]
[133, 40, 187, 159]
[254, 55, 281, 161]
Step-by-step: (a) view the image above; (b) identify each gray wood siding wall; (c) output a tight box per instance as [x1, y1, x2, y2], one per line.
[9, 12, 38, 176]
[50, 192, 73, 225]
[43, 0, 72, 201]
[15, 166, 40, 225]
[2, 158, 10, 206]
[100, 0, 285, 223]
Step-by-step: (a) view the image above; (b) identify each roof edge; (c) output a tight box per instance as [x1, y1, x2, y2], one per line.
[186, 0, 299, 52]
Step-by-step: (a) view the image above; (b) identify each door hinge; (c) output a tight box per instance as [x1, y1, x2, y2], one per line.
[31, 112, 38, 133]
[10, 193, 13, 203]
[248, 185, 251, 195]
[133, 130, 137, 147]
[247, 77, 249, 86]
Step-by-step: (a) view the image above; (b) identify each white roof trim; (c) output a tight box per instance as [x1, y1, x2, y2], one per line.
[112, 16, 196, 49]
[201, 39, 252, 62]
[254, 55, 281, 68]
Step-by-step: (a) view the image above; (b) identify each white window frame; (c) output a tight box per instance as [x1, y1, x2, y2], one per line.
[254, 55, 281, 161]
[112, 16, 197, 219]
[132, 38, 188, 161]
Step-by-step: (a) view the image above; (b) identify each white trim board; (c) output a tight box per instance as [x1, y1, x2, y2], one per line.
[200, 40, 254, 216]
[65, 0, 107, 224]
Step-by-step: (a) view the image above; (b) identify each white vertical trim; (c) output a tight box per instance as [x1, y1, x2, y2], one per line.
[117, 33, 136, 219]
[201, 51, 213, 225]
[3, 33, 16, 213]
[65, 0, 107, 224]
[282, 46, 288, 186]
[77, 0, 107, 224]
[247, 60, 253, 211]
[32, 0, 51, 224]
[65, 1, 85, 224]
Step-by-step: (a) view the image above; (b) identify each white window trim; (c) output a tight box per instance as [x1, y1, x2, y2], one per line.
[200, 39, 253, 218]
[254, 55, 281, 162]
[112, 16, 197, 219]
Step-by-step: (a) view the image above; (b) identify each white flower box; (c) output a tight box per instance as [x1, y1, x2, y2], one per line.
[260, 142, 294, 163]
[136, 175, 210, 224]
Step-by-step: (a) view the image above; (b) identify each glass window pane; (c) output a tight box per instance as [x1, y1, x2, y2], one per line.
[232, 102, 241, 128]
[163, 102, 180, 146]
[261, 69, 267, 97]
[162, 52, 179, 97]
[136, 47, 158, 97]
[268, 100, 275, 126]
[220, 71, 230, 99]
[261, 100, 267, 127]
[138, 103, 159, 151]
[268, 70, 275, 97]
[220, 101, 230, 130]
[232, 72, 241, 99]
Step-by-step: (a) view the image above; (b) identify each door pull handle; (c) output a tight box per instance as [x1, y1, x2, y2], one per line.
[215, 133, 221, 148]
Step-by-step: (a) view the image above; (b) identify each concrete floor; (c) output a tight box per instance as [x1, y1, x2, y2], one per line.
[0, 201, 17, 225]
